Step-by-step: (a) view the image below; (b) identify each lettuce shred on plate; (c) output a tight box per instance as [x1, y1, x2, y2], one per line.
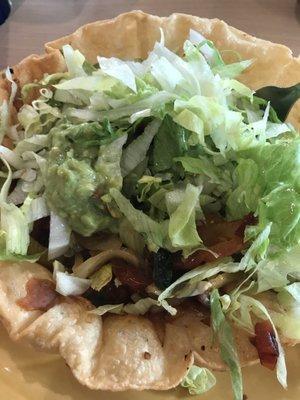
[1, 29, 300, 399]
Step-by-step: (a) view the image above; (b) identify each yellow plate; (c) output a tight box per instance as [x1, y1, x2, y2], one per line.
[0, 327, 299, 400]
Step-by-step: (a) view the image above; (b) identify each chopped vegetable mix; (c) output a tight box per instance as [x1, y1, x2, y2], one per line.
[0, 28, 299, 399]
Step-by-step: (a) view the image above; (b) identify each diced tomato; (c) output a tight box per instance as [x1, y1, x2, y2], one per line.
[197, 219, 244, 246]
[2, 136, 13, 150]
[253, 320, 279, 370]
[175, 237, 245, 270]
[174, 213, 256, 270]
[17, 278, 59, 311]
[113, 263, 152, 293]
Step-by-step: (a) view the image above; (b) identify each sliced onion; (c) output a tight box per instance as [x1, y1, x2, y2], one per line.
[27, 196, 49, 223]
[22, 175, 44, 193]
[73, 249, 140, 278]
[48, 212, 71, 260]
[55, 271, 90, 296]
[0, 145, 24, 169]
[12, 170, 26, 179]
[20, 168, 37, 182]
[7, 180, 27, 205]
[22, 151, 47, 171]
[7, 125, 21, 141]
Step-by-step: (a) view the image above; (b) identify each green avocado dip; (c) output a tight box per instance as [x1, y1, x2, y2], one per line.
[44, 121, 124, 236]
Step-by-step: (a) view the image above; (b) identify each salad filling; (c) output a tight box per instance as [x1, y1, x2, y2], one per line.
[1, 29, 299, 399]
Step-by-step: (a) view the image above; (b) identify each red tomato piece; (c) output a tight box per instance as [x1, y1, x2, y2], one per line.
[113, 265, 152, 293]
[2, 136, 13, 150]
[17, 278, 58, 311]
[175, 214, 256, 270]
[253, 320, 279, 370]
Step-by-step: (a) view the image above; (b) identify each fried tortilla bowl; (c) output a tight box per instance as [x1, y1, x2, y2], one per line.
[0, 10, 300, 393]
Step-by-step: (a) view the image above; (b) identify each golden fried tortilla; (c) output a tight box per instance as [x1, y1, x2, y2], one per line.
[0, 261, 52, 339]
[0, 260, 258, 390]
[0, 261, 193, 390]
[2, 11, 300, 128]
[0, 10, 300, 391]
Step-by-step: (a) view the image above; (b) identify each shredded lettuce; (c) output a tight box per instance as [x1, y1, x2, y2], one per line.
[0, 68, 17, 144]
[110, 188, 165, 251]
[271, 310, 300, 342]
[96, 134, 127, 191]
[15, 134, 49, 155]
[54, 75, 115, 92]
[0, 31, 299, 396]
[62, 45, 87, 77]
[269, 282, 300, 340]
[211, 289, 243, 400]
[89, 303, 124, 316]
[151, 114, 188, 173]
[1, 204, 30, 255]
[118, 218, 145, 256]
[0, 145, 25, 169]
[255, 245, 300, 293]
[18, 101, 61, 137]
[229, 294, 287, 388]
[239, 223, 271, 271]
[0, 100, 9, 145]
[175, 156, 232, 192]
[188, 29, 215, 61]
[173, 109, 204, 145]
[90, 264, 113, 291]
[158, 260, 242, 312]
[0, 158, 30, 255]
[168, 183, 202, 250]
[228, 140, 300, 257]
[121, 119, 160, 177]
[68, 91, 175, 122]
[0, 228, 41, 262]
[98, 56, 137, 92]
[214, 60, 253, 79]
[181, 365, 216, 395]
[91, 297, 158, 316]
[277, 282, 300, 308]
[123, 297, 158, 315]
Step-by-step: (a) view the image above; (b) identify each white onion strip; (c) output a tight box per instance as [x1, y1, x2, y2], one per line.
[48, 212, 71, 260]
[73, 249, 140, 278]
[55, 271, 90, 296]
[27, 196, 49, 223]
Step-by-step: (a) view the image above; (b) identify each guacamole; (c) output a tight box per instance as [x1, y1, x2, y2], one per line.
[44, 122, 118, 236]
